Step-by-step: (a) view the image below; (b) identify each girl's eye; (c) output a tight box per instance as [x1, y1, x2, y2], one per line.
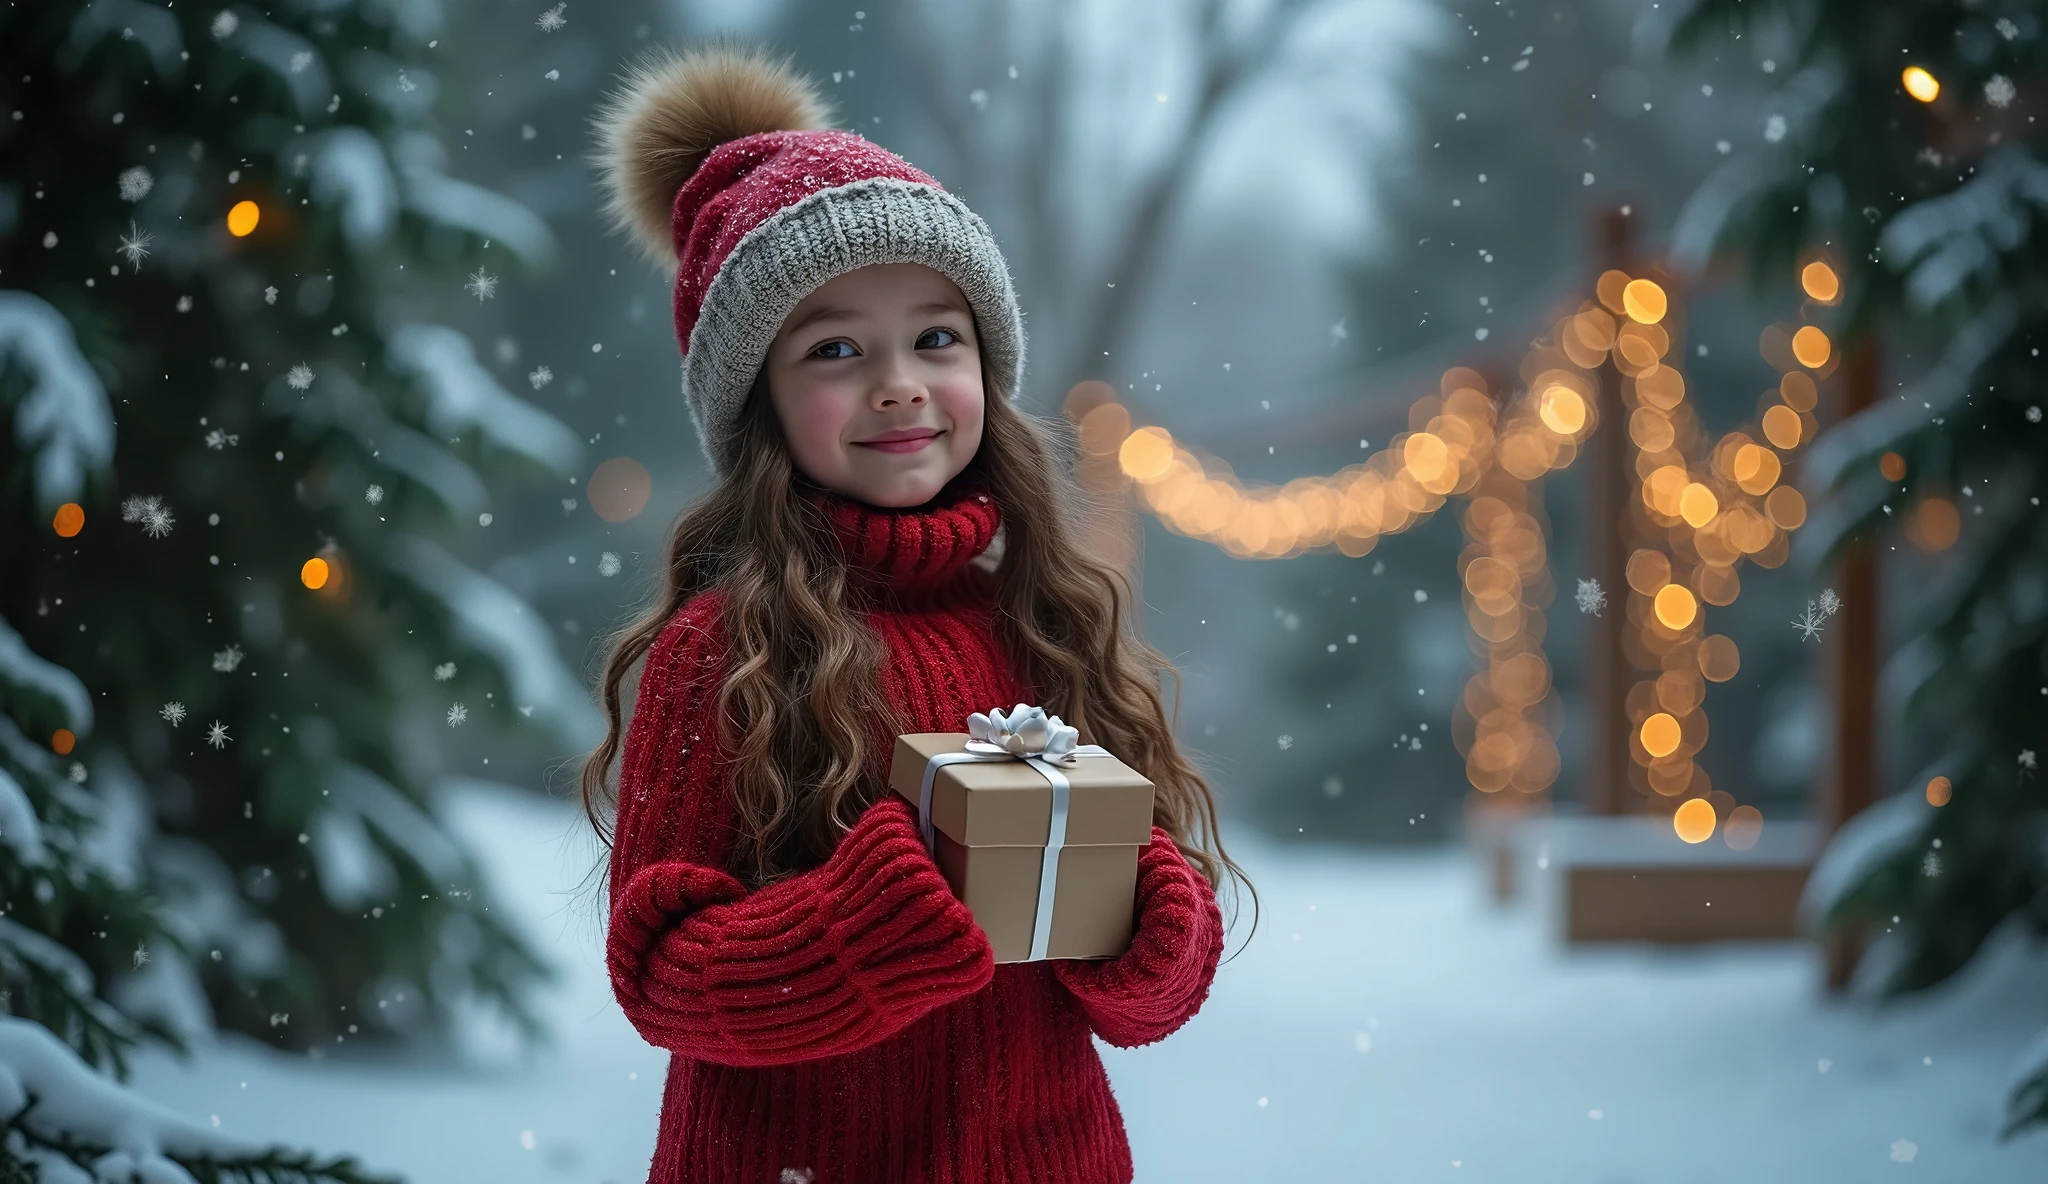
[811, 340, 856, 360]
[919, 327, 962, 349]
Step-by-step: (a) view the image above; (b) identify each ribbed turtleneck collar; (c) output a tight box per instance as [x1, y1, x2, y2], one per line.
[801, 473, 1002, 600]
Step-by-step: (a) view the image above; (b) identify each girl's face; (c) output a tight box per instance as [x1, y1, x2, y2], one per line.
[764, 262, 986, 508]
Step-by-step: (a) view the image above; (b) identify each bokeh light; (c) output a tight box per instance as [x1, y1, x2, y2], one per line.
[588, 456, 653, 523]
[1673, 796, 1716, 843]
[1653, 583, 1698, 630]
[1538, 386, 1587, 435]
[1800, 262, 1840, 303]
[51, 729, 75, 755]
[52, 502, 84, 537]
[1118, 426, 1174, 482]
[1678, 483, 1719, 528]
[1697, 634, 1741, 682]
[1902, 65, 1940, 103]
[1723, 804, 1763, 850]
[1904, 497, 1961, 551]
[1926, 775, 1953, 807]
[227, 200, 261, 237]
[1641, 712, 1681, 759]
[301, 556, 330, 589]
[1791, 325, 1831, 368]
[1761, 405, 1802, 449]
[1879, 451, 1907, 481]
[1622, 279, 1668, 324]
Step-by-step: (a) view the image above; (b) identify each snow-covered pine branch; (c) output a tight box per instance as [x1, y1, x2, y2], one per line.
[0, 292, 116, 512]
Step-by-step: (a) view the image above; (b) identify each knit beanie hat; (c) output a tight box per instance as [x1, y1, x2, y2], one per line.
[595, 42, 1028, 477]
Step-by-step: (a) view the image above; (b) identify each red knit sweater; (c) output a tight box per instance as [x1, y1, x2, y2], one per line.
[606, 475, 1227, 1184]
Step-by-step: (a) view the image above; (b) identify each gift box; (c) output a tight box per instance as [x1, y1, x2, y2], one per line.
[887, 708, 1156, 963]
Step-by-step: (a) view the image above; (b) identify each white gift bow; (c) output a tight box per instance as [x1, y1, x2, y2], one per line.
[915, 705, 1111, 961]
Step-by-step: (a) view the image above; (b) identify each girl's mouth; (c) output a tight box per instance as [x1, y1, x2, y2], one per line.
[855, 431, 942, 454]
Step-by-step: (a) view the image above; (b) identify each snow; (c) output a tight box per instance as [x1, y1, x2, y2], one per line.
[389, 131, 558, 267]
[0, 615, 93, 734]
[385, 324, 583, 477]
[61, 0, 185, 80]
[0, 290, 118, 511]
[300, 127, 400, 251]
[0, 767, 45, 865]
[117, 786, 2048, 1182]
[221, 14, 330, 119]
[380, 533, 603, 750]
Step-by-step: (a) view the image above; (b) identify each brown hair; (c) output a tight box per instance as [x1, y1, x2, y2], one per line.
[578, 372, 1258, 954]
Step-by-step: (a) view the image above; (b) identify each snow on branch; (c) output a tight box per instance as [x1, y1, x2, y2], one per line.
[1881, 147, 2048, 312]
[60, 0, 185, 80]
[386, 324, 582, 477]
[0, 291, 117, 512]
[299, 128, 400, 251]
[0, 615, 94, 737]
[0, 768, 44, 866]
[382, 533, 603, 750]
[1796, 786, 1934, 937]
[388, 130, 558, 267]
[221, 14, 332, 122]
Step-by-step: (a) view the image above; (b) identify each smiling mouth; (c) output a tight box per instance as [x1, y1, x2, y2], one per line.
[855, 430, 943, 454]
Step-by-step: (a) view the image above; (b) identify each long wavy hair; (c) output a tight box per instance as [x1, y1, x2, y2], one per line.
[578, 369, 1258, 954]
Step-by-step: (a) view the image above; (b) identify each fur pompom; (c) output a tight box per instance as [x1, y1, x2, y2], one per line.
[593, 41, 836, 266]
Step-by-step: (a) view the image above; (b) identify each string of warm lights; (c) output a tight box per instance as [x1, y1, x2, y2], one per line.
[1063, 256, 1845, 845]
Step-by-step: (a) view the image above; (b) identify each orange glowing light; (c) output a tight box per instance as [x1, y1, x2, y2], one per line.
[52, 502, 85, 537]
[1800, 262, 1840, 303]
[1678, 483, 1719, 528]
[301, 556, 330, 589]
[1902, 66, 1940, 103]
[1904, 496, 1961, 551]
[1765, 485, 1808, 530]
[227, 200, 261, 237]
[588, 457, 654, 523]
[1791, 325, 1831, 368]
[51, 729, 75, 755]
[1879, 451, 1907, 481]
[1779, 371, 1818, 412]
[1118, 426, 1174, 482]
[1538, 386, 1588, 435]
[1653, 583, 1699, 630]
[1761, 405, 1803, 449]
[1733, 444, 1782, 494]
[1673, 796, 1717, 843]
[1926, 776, 1952, 806]
[1622, 279, 1668, 325]
[1641, 712, 1682, 759]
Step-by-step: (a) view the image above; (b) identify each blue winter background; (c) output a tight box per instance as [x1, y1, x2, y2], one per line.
[5, 0, 2047, 1182]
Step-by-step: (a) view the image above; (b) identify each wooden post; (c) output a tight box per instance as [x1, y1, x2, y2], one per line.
[1585, 208, 1635, 817]
[1821, 337, 1881, 990]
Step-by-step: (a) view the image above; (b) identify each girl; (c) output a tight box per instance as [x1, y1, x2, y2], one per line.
[581, 41, 1258, 1184]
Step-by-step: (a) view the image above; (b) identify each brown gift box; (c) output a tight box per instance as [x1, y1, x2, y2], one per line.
[887, 733, 1156, 963]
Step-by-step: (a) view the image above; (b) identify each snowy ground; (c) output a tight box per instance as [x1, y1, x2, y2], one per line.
[127, 783, 2048, 1183]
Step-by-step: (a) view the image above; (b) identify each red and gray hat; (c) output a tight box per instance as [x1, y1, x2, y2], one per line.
[595, 42, 1027, 477]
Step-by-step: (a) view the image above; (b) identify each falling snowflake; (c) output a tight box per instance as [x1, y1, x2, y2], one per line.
[1763, 114, 1786, 143]
[2022, 750, 2038, 770]
[1792, 601, 1829, 642]
[122, 495, 175, 538]
[68, 762, 87, 784]
[286, 363, 315, 390]
[2027, 405, 2042, 424]
[364, 483, 386, 506]
[1996, 17, 2019, 40]
[289, 49, 314, 74]
[535, 3, 567, 31]
[118, 166, 154, 202]
[446, 702, 468, 727]
[464, 268, 499, 302]
[118, 221, 154, 268]
[264, 285, 279, 304]
[205, 720, 232, 749]
[204, 428, 239, 450]
[1921, 851, 1941, 878]
[133, 942, 150, 969]
[1889, 1138, 1917, 1164]
[212, 644, 245, 673]
[1575, 577, 1607, 616]
[1817, 587, 1841, 619]
[160, 701, 187, 725]
[1984, 74, 2016, 109]
[434, 661, 457, 681]
[396, 69, 417, 93]
[528, 365, 553, 390]
[561, 497, 578, 514]
[1277, 734, 1294, 751]
[210, 10, 238, 39]
[598, 551, 621, 577]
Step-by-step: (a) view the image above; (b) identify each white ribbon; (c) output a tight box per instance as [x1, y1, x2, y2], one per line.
[915, 705, 1111, 961]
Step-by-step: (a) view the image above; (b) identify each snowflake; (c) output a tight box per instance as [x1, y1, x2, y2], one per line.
[1277, 734, 1294, 750]
[535, 3, 567, 31]
[212, 644, 245, 673]
[68, 762, 87, 784]
[464, 268, 499, 301]
[396, 69, 417, 93]
[117, 166, 154, 202]
[205, 720, 232, 749]
[1575, 577, 1606, 616]
[286, 363, 315, 390]
[204, 428, 239, 450]
[122, 495, 175, 538]
[598, 551, 621, 577]
[264, 286, 279, 304]
[210, 10, 238, 39]
[446, 702, 468, 727]
[1984, 74, 2016, 109]
[289, 49, 314, 74]
[160, 701, 187, 725]
[434, 661, 457, 681]
[133, 942, 150, 969]
[1816, 587, 1841, 619]
[1890, 1138, 1917, 1164]
[365, 483, 386, 505]
[1921, 851, 1941, 878]
[1792, 601, 1829, 642]
[528, 365, 553, 390]
[779, 1170, 815, 1184]
[561, 497, 578, 514]
[2028, 405, 2042, 424]
[1763, 114, 1786, 143]
[2022, 749, 2038, 774]
[1996, 17, 2019, 41]
[118, 221, 154, 268]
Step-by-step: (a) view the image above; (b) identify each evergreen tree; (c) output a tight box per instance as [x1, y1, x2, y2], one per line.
[0, 1, 600, 1164]
[1667, 0, 2047, 1137]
